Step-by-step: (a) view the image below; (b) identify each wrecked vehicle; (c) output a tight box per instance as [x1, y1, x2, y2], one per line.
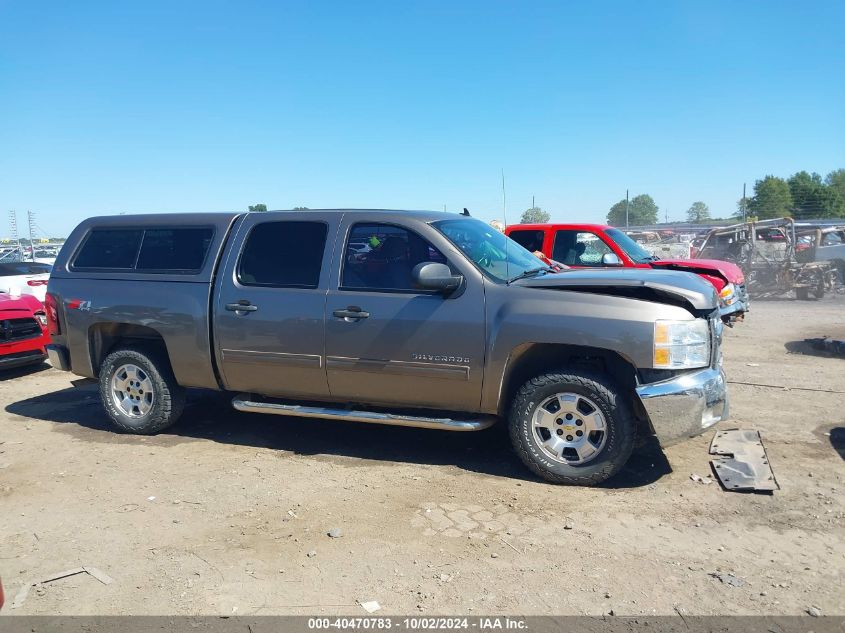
[0, 290, 50, 370]
[698, 218, 837, 300]
[795, 225, 845, 284]
[505, 222, 748, 324]
[46, 210, 728, 485]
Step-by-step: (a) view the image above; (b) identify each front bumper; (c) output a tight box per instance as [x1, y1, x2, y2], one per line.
[636, 367, 729, 447]
[719, 284, 750, 322]
[0, 349, 47, 369]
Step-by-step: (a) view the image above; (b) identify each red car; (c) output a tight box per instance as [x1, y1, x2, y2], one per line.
[0, 291, 50, 370]
[505, 223, 748, 324]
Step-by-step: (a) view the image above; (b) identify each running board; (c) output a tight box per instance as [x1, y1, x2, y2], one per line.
[232, 395, 496, 432]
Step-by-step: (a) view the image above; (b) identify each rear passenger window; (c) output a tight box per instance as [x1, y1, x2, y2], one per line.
[238, 221, 327, 288]
[136, 228, 214, 271]
[73, 229, 143, 269]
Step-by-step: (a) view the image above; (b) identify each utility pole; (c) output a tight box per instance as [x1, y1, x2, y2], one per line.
[8, 210, 21, 260]
[625, 190, 629, 229]
[741, 183, 747, 222]
[27, 210, 36, 261]
[532, 195, 535, 209]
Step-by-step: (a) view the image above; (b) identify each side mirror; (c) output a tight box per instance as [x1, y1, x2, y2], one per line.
[412, 262, 463, 294]
[601, 253, 623, 266]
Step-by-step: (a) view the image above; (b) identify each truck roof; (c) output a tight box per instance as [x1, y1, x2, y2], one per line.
[79, 209, 463, 227]
[507, 223, 615, 232]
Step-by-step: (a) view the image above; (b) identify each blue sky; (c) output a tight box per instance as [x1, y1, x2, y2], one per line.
[1, 1, 843, 236]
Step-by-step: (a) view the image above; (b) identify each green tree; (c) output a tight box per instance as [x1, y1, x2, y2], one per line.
[787, 171, 838, 219]
[248, 203, 268, 212]
[824, 169, 845, 217]
[520, 206, 550, 224]
[748, 176, 792, 220]
[292, 206, 310, 211]
[686, 201, 711, 223]
[607, 194, 658, 226]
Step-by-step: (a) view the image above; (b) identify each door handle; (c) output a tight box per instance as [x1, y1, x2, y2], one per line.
[333, 306, 370, 320]
[226, 301, 258, 312]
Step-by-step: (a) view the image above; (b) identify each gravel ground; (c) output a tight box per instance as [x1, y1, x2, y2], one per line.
[1, 296, 843, 616]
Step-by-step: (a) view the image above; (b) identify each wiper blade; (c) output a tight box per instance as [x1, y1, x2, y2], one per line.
[507, 267, 551, 284]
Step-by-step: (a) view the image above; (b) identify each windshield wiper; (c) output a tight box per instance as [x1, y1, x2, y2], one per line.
[507, 266, 551, 284]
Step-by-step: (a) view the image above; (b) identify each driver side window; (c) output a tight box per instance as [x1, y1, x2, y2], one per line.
[552, 231, 613, 265]
[341, 223, 446, 292]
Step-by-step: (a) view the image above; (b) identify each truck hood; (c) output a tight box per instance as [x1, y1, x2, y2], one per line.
[513, 268, 718, 313]
[0, 292, 39, 316]
[650, 258, 745, 284]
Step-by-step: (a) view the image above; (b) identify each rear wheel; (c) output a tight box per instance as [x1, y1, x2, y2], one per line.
[508, 370, 636, 485]
[99, 346, 185, 434]
[795, 286, 810, 300]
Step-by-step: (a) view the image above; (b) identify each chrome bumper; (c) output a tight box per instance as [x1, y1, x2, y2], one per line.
[719, 301, 745, 319]
[636, 367, 729, 446]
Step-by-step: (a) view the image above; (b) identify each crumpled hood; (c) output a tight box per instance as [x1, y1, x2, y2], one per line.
[651, 258, 745, 284]
[0, 292, 40, 316]
[512, 267, 718, 311]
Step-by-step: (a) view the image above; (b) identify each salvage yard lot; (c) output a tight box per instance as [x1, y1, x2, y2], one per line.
[1, 298, 843, 616]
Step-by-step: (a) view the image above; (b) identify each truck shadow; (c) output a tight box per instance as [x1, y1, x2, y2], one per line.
[830, 427, 845, 461]
[5, 386, 671, 488]
[0, 362, 52, 381]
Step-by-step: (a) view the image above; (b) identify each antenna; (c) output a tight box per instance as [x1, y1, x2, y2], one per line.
[502, 169, 509, 282]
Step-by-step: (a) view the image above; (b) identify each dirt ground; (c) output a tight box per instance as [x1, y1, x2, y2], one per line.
[1, 297, 843, 617]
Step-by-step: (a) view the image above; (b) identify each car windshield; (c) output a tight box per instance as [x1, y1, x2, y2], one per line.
[433, 217, 548, 282]
[606, 228, 654, 263]
[0, 262, 53, 276]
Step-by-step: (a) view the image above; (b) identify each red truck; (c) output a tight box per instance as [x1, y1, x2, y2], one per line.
[505, 223, 748, 324]
[1, 291, 51, 370]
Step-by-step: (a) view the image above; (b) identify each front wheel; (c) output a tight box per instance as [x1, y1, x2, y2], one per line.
[99, 346, 185, 434]
[508, 371, 636, 485]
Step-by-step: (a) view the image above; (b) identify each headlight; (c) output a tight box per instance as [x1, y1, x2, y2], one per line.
[34, 312, 48, 326]
[718, 283, 737, 307]
[653, 319, 710, 369]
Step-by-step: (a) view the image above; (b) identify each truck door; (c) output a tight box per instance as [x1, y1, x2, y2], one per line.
[552, 230, 620, 267]
[324, 217, 486, 411]
[213, 212, 335, 399]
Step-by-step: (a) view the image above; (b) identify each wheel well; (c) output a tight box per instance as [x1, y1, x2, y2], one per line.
[88, 323, 169, 376]
[498, 343, 643, 417]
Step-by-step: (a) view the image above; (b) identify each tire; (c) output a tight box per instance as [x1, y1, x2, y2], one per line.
[99, 346, 185, 434]
[508, 370, 636, 485]
[795, 286, 810, 301]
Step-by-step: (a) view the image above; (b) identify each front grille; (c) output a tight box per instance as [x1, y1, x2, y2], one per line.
[1, 317, 42, 343]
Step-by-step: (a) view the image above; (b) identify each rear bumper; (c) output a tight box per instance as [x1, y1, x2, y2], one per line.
[636, 367, 729, 447]
[46, 344, 71, 371]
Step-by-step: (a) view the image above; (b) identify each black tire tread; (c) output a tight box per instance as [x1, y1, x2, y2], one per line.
[99, 346, 185, 435]
[508, 370, 636, 486]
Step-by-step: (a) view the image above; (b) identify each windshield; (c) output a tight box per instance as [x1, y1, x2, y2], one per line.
[433, 218, 547, 282]
[0, 262, 53, 276]
[606, 228, 654, 263]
